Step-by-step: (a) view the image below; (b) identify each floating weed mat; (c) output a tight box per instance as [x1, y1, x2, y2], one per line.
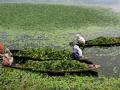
[86, 36, 120, 45]
[14, 37, 120, 61]
[15, 48, 72, 60]
[20, 60, 88, 72]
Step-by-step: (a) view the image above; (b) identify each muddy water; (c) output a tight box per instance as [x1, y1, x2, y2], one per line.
[84, 46, 120, 76]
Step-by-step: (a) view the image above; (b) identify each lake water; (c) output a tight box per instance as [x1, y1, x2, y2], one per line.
[0, 0, 120, 76]
[84, 46, 120, 76]
[1, 0, 120, 12]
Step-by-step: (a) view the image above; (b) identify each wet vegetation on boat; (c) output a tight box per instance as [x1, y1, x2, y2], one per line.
[86, 36, 120, 45]
[14, 48, 72, 60]
[17, 60, 88, 71]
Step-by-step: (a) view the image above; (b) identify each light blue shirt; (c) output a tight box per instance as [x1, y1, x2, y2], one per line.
[73, 45, 83, 57]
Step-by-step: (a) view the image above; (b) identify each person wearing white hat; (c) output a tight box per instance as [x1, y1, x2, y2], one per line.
[71, 34, 85, 59]
[70, 34, 101, 69]
[75, 34, 85, 46]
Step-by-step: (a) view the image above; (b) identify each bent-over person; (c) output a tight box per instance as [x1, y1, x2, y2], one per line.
[71, 34, 101, 69]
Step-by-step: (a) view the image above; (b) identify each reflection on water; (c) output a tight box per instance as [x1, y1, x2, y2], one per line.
[84, 46, 120, 76]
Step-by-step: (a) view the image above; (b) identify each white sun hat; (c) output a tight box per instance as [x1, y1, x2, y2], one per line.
[75, 34, 85, 46]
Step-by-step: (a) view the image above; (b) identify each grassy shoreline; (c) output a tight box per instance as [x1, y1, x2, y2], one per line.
[0, 67, 120, 90]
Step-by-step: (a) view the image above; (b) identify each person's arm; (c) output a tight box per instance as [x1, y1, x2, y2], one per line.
[78, 48, 84, 58]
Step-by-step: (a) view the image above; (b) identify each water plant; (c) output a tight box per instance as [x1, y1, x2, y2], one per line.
[86, 36, 120, 45]
[0, 3, 120, 90]
[21, 60, 88, 72]
[15, 48, 72, 60]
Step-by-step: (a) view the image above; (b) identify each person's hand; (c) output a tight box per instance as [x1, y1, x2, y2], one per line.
[82, 55, 84, 58]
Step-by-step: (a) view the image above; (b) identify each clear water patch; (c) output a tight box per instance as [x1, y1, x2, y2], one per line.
[84, 46, 120, 76]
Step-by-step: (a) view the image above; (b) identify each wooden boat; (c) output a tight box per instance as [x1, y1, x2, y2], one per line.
[8, 49, 100, 76]
[85, 42, 120, 47]
[4, 65, 98, 76]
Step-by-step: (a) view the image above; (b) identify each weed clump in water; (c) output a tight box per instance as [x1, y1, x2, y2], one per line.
[21, 60, 88, 72]
[15, 48, 72, 60]
[86, 36, 120, 45]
